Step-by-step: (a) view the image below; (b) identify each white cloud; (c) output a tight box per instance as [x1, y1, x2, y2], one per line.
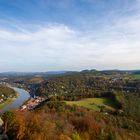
[0, 6, 140, 72]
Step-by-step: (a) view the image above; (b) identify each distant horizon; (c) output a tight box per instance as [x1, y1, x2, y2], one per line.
[0, 69, 140, 73]
[0, 0, 140, 71]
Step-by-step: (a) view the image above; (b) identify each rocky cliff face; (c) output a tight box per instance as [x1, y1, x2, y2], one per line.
[0, 117, 8, 140]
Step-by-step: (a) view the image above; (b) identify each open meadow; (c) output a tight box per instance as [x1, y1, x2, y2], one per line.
[66, 97, 117, 111]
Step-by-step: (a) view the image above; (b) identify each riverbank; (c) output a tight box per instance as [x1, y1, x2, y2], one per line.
[0, 85, 19, 110]
[20, 97, 45, 111]
[0, 97, 17, 109]
[1, 87, 30, 112]
[0, 90, 19, 110]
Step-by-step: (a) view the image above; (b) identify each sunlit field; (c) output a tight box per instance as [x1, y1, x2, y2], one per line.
[66, 97, 117, 111]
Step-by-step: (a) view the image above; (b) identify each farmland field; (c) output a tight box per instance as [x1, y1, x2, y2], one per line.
[66, 97, 118, 111]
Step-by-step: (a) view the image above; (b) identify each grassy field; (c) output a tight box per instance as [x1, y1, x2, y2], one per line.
[66, 97, 117, 111]
[133, 74, 140, 80]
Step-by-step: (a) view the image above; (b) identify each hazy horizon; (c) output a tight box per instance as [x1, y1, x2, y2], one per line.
[0, 69, 140, 73]
[0, 0, 140, 72]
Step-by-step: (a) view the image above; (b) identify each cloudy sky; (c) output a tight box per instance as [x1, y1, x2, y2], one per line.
[0, 0, 140, 72]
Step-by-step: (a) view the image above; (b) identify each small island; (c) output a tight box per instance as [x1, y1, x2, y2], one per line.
[0, 85, 17, 109]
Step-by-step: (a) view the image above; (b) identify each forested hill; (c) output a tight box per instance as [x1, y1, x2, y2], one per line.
[34, 71, 140, 99]
[33, 72, 140, 118]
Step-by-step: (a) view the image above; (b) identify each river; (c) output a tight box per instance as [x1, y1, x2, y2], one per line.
[1, 87, 30, 112]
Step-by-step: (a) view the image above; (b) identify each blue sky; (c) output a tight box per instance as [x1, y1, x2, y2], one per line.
[0, 0, 140, 72]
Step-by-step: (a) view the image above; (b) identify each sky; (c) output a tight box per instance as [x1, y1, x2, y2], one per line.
[0, 0, 140, 72]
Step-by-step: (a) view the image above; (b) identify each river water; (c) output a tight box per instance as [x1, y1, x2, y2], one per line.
[1, 87, 30, 112]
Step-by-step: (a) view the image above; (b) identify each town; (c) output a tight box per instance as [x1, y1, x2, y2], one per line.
[20, 96, 45, 111]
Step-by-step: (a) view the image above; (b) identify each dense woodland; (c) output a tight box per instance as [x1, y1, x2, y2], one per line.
[34, 72, 140, 100]
[2, 102, 140, 140]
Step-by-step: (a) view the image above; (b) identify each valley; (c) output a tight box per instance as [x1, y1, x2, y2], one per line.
[0, 70, 140, 140]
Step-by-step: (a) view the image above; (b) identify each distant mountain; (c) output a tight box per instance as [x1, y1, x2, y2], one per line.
[0, 71, 68, 77]
[81, 69, 97, 73]
[98, 70, 140, 75]
[0, 69, 140, 77]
